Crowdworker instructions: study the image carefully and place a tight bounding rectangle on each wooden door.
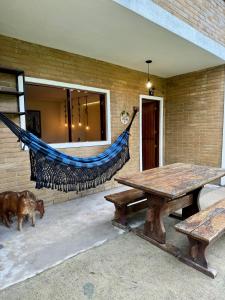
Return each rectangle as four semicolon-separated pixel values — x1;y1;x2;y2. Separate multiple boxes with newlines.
142;100;159;170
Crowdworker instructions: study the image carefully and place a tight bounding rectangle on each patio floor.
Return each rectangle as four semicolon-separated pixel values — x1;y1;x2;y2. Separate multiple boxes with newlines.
0;186;132;290
1;184;225;299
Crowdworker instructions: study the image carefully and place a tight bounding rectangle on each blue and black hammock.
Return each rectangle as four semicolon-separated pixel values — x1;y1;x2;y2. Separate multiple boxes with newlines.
0;108;138;192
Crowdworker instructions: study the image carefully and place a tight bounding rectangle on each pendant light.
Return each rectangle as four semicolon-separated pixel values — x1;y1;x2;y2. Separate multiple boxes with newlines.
64;100;68;127
85;96;90;130
78;96;82;127
146;59;153;94
72;100;75;128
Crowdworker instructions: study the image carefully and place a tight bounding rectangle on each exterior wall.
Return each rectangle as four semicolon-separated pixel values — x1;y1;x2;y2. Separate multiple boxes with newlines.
151;0;225;170
0;34;165;205
1;34;225;207
152;0;225;47
165;65;225;167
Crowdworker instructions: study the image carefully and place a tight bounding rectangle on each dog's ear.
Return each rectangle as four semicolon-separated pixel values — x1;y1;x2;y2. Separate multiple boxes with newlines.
21;190;29;197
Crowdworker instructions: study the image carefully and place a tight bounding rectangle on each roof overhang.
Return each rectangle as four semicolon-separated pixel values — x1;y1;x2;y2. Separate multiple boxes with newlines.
0;0;224;78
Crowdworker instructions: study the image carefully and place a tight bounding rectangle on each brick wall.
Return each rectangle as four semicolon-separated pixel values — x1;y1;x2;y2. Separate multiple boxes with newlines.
165;65;225;167
0;35;165;205
0;34;224;206
152;0;225;47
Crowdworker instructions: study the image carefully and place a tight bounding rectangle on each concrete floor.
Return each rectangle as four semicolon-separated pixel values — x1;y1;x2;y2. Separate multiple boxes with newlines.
0;186;129;290
1;185;225;299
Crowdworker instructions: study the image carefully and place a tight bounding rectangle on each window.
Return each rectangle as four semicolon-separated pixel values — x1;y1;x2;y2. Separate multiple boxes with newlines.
21;78;111;148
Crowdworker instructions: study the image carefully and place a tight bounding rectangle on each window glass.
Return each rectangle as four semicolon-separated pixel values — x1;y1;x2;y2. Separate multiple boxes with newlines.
25;83;107;144
71;91;106;142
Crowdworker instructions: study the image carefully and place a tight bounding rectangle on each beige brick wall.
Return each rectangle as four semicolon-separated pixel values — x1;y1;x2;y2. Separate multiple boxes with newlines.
152;0;225;47
165;65;225;167
0;35;165;205
0;35;224;206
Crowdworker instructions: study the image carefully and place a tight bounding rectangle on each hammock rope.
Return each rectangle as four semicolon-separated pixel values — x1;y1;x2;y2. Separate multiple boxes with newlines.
0;107;138;192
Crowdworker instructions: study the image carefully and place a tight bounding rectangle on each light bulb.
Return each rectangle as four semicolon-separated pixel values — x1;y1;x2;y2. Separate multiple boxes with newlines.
146;80;152;89
78;122;82;127
72;124;75;128
64;123;68;127
86;125;90;130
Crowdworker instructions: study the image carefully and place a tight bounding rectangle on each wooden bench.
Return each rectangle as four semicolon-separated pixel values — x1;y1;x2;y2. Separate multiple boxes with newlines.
175;198;225;278
104;189;147;229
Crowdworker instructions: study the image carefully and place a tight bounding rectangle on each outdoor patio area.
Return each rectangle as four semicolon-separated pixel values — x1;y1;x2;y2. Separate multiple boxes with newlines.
0;1;225;299
1;184;225;299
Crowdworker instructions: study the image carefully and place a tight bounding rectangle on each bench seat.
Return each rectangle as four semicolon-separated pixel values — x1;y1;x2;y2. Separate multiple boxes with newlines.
105;189;147;229
105;189;146;206
175;198;225;278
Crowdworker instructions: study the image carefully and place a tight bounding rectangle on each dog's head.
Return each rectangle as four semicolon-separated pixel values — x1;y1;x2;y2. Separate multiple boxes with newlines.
35;200;45;218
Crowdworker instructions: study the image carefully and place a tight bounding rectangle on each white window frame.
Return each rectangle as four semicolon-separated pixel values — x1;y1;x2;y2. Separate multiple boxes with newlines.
19;77;111;149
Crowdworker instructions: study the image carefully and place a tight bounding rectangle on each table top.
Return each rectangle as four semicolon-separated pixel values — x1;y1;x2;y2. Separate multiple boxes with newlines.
115;163;225;199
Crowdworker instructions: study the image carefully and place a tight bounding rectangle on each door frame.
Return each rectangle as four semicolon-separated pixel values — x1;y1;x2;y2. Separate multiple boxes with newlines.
139;95;164;171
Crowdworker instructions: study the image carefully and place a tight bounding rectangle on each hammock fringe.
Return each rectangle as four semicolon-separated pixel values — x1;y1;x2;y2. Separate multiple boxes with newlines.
30;144;130;193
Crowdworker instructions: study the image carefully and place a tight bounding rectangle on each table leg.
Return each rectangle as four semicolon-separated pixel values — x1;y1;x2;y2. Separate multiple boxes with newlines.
182;187;202;219
144;195;166;244
134;193;193;257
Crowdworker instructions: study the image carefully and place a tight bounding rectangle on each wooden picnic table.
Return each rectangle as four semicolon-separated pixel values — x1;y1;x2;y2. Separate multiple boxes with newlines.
115;163;225;254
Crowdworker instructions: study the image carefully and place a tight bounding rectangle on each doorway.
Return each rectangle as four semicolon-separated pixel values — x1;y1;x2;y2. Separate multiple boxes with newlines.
139;95;164;171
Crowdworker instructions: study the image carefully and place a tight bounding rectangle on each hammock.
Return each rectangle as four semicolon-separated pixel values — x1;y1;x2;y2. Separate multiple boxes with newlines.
0;108;138;192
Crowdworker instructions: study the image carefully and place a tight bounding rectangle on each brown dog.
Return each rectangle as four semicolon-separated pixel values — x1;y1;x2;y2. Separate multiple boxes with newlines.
0;191;20;227
0;192;8;226
35;199;45;218
0;190;45;230
17;193;36;231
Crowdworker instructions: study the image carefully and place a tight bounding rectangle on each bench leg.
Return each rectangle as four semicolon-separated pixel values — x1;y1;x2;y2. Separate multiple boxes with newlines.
178;236;217;278
188;236;208;268
114;205;127;226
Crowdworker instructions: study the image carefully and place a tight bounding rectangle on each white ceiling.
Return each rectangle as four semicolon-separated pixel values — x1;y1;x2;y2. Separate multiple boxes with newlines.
0;0;224;77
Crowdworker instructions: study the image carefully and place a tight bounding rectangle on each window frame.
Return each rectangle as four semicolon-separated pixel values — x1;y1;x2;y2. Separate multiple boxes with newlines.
19;77;111;148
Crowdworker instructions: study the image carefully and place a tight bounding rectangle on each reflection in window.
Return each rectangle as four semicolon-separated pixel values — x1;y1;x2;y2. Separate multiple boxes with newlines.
25;84;106;144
